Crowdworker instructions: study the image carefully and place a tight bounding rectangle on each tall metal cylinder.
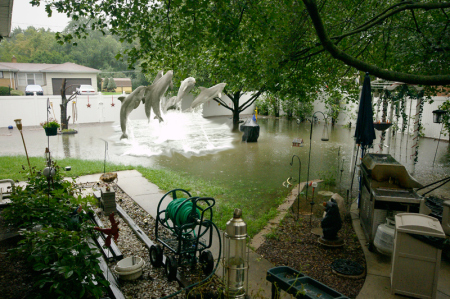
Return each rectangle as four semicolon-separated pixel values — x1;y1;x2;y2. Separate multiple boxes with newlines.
223;208;249;298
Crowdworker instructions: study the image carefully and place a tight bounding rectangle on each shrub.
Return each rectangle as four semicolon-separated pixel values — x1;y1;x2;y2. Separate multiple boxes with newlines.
107;77;116;92
102;77;109;91
0;86;11;95
5;161;109;298
10;89;24;96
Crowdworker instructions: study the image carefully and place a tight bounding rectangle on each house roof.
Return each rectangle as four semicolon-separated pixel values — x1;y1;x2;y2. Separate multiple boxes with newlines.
0;62;100;73
0;0;13;39
110;78;132;87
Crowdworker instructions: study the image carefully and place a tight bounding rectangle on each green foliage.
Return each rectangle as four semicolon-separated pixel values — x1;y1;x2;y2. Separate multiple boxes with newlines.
5;160;108;298
318;168;337;187
0;86;11;95
10;89;24;96
107;77;117;91
438;99;450;141
102;77;109;91
40;118;60;129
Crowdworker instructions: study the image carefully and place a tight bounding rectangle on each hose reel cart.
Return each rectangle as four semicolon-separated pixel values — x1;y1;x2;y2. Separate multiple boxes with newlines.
149;188;219;281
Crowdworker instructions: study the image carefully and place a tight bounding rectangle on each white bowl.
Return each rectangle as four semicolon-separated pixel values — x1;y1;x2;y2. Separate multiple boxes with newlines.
115;256;144;272
113;260;145;281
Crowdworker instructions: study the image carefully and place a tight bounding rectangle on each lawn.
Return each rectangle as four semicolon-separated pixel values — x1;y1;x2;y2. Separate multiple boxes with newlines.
0;155;284;237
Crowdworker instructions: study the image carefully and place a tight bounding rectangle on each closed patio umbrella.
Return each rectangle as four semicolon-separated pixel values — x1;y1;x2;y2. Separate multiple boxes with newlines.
351;73;376;205
354;73;376;150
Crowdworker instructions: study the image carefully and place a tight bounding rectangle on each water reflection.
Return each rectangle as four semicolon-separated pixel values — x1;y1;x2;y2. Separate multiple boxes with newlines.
62;135;71;158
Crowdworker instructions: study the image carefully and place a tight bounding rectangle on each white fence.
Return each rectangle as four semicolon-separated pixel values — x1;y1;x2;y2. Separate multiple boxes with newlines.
0;93;256;128
313;96;448;140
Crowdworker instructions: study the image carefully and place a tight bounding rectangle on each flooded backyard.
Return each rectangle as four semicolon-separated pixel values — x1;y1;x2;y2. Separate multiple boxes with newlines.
1;113;449;202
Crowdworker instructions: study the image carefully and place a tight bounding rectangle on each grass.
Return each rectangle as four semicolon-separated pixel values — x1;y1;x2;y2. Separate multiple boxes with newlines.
101;92;125;95
0;155;285;237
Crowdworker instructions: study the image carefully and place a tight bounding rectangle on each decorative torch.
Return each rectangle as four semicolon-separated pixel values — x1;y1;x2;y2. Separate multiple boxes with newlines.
14;119;32;173
223;208;249;299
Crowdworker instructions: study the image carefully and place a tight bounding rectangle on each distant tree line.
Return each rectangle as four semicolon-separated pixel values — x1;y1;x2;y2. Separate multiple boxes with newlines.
0;22;150;90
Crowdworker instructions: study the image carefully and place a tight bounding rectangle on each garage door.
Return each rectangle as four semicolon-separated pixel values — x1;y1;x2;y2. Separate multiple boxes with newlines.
52;78;92;95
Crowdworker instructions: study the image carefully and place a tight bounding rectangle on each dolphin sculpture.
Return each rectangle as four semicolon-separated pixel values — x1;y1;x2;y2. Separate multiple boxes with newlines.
184;83;226;112
142;70;164;105
162;77;196;113
118;86;146;139
143;70;174;122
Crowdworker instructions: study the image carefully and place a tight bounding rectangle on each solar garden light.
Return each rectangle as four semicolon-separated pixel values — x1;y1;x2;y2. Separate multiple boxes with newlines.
305;111;329;207
223;208;249;299
14;119;32;173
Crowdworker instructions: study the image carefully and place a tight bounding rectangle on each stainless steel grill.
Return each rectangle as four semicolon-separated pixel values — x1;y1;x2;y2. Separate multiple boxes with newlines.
359;153;423;251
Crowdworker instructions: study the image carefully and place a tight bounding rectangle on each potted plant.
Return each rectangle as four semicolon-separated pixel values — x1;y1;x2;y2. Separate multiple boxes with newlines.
40;119;60;136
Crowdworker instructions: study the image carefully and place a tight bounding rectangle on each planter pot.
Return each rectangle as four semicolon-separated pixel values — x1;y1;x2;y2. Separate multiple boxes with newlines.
113;257;145;280
44;127;58;136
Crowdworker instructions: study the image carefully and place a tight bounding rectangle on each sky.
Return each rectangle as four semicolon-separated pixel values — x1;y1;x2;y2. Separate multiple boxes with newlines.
11;0;70;32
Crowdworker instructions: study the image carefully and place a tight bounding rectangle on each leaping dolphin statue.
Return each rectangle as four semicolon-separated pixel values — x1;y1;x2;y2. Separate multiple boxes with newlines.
143;70;173;122
184;83;226;112
118;86;146;139
162;77;196;113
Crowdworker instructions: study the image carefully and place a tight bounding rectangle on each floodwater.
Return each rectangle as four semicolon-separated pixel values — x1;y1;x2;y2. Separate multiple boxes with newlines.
1;112;449;199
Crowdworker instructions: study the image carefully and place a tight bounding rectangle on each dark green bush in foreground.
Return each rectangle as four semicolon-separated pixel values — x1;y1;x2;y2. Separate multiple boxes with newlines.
5;161;108;299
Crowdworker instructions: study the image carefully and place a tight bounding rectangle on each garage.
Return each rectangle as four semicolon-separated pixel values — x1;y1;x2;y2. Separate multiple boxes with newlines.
52;78;92;95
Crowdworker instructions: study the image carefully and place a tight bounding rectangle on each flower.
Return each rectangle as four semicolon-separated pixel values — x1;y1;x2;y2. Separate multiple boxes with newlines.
40;118;60;129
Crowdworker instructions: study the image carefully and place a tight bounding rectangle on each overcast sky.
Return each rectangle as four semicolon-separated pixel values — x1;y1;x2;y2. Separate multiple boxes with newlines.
11;0;70;32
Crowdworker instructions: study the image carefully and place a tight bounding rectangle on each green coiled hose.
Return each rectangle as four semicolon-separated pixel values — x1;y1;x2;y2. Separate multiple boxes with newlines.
166;198;200;228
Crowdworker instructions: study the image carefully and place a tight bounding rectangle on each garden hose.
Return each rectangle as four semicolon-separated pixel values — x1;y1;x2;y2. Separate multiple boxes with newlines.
160;221;222;299
165;198;200;235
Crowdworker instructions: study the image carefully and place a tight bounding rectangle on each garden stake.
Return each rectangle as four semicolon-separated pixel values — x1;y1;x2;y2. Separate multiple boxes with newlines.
432;123;444;167
290;155;301;221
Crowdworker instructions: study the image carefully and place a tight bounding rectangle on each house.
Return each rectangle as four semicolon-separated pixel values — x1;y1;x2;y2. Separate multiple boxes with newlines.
102;78;132;93
0;57;100;95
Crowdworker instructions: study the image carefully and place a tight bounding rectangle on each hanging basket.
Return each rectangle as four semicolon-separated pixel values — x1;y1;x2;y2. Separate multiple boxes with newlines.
373;122;392;131
44;127;58;136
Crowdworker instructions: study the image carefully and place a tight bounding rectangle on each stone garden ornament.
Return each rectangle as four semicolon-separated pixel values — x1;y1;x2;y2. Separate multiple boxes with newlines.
144;70;174;123
184;83;226;112
118;86;146;139
162;77;196;113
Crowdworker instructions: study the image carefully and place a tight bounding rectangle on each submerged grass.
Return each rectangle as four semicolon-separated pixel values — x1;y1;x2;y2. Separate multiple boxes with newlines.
0;155;286;237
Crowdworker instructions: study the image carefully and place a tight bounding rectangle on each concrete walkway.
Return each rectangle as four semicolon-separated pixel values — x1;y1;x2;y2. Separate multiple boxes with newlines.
77;170;450;299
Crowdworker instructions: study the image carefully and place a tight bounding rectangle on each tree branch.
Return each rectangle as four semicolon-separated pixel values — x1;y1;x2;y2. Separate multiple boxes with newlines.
302;0;450;85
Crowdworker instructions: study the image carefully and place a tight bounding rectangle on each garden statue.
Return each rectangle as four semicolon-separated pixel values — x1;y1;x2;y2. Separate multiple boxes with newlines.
184;82;226;112
321;199;342;241
94;212;120;247
144;70;174;123
162;77;196;113
118;86;146;139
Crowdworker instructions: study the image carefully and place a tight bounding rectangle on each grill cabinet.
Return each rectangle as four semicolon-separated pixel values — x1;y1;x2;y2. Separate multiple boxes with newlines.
359;154;423;251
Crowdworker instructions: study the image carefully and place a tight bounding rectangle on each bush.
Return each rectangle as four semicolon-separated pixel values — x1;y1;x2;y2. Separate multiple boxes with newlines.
10;89;24;96
107;77;117;92
5;161;109;298
0;86;11;95
102;77;109;91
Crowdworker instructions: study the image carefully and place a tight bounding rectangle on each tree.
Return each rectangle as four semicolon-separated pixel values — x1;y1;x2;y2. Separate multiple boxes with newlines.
300;0;450;85
102;77;109;91
107;77;117;92
60;79;77;130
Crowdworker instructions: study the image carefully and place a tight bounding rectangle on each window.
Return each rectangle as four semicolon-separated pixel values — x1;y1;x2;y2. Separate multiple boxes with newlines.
0;71;3;79
18;73;44;86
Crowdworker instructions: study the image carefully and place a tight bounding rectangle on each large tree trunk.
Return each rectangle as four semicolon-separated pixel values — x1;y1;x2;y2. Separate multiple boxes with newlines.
231;91;241;132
